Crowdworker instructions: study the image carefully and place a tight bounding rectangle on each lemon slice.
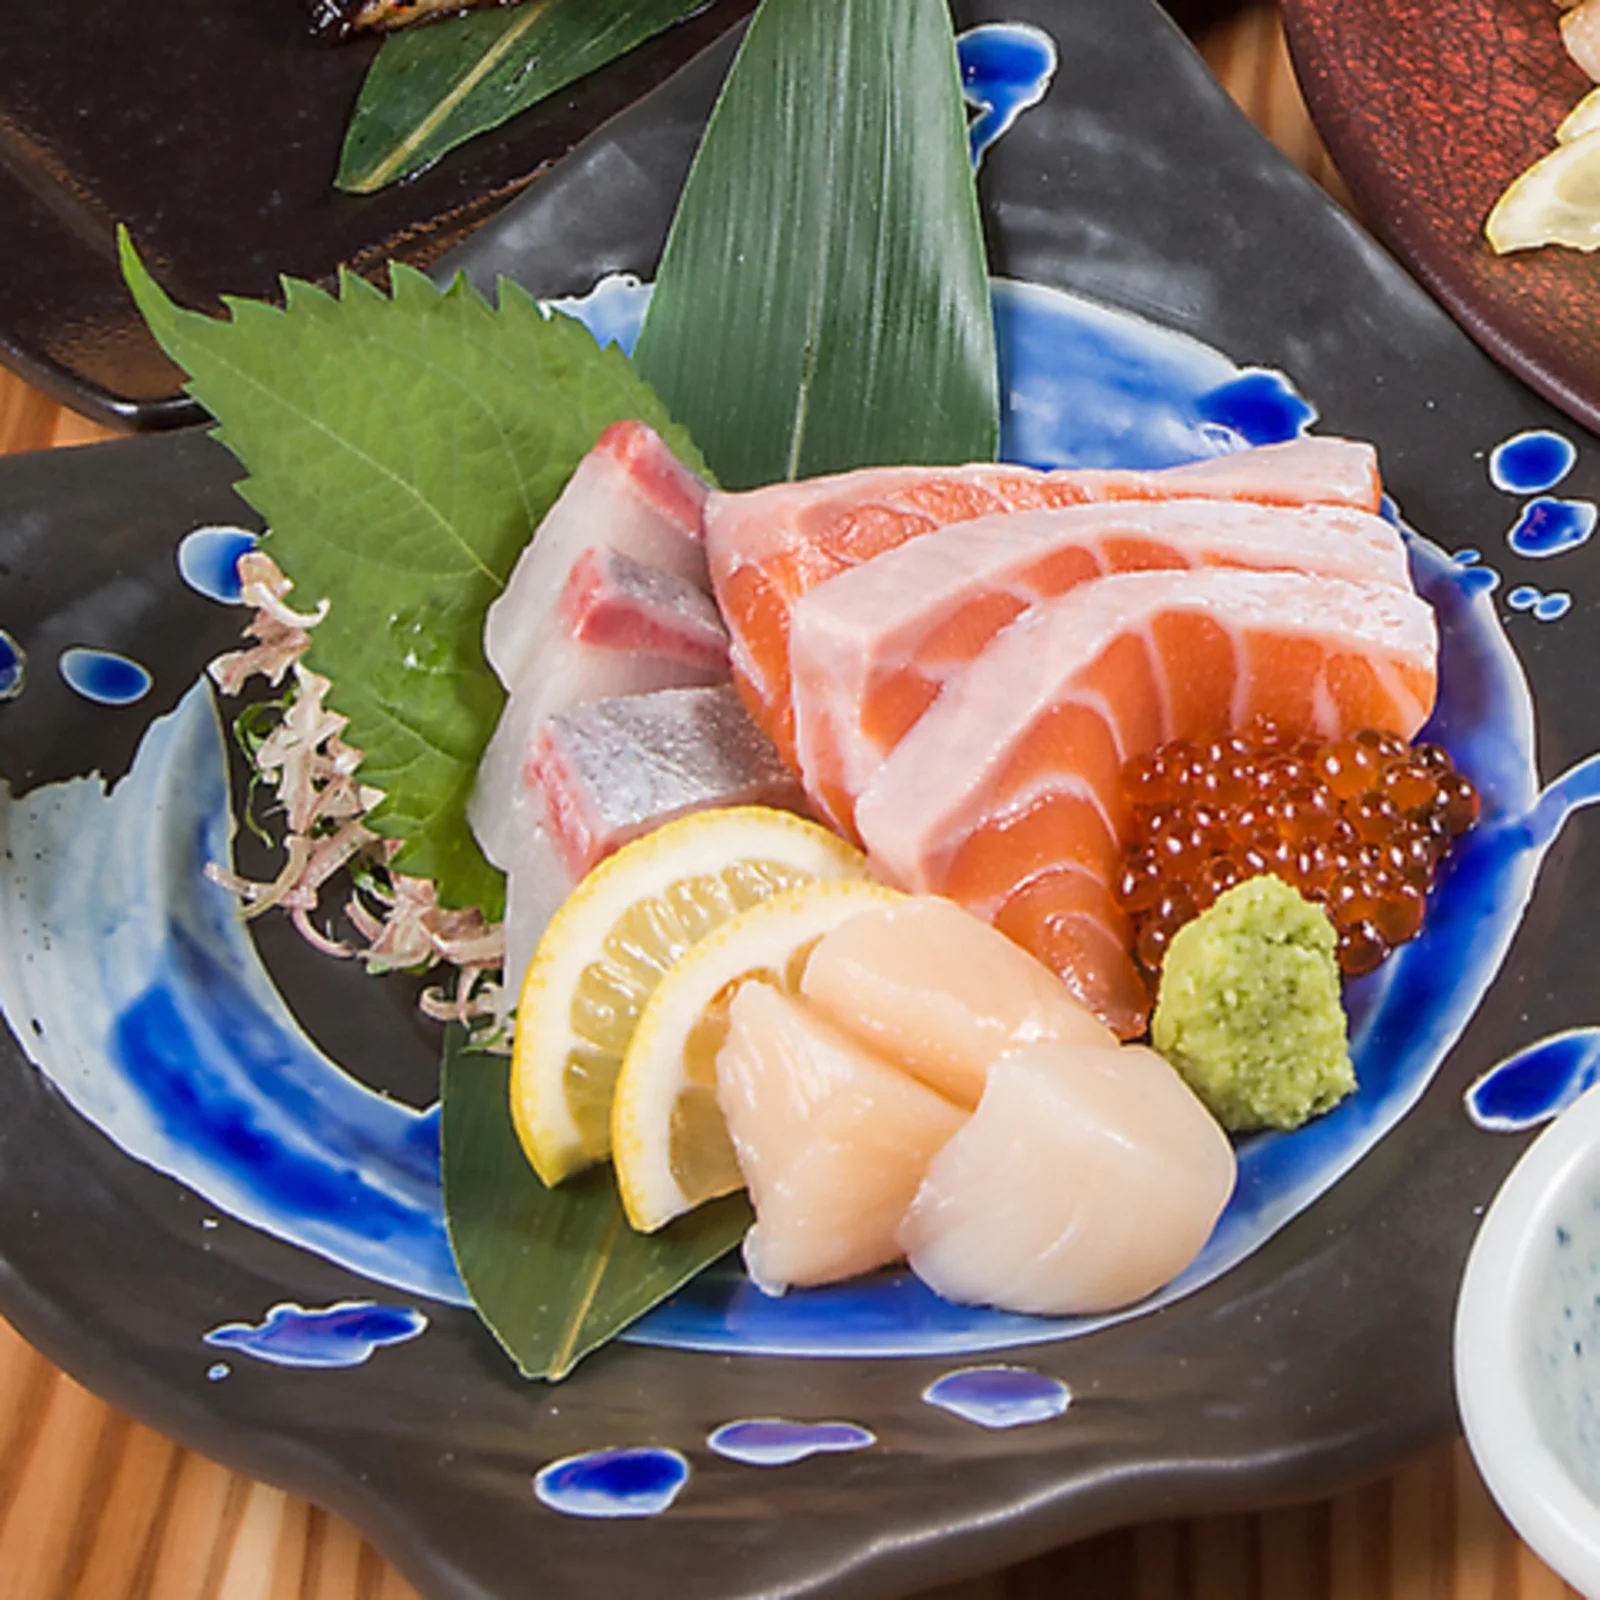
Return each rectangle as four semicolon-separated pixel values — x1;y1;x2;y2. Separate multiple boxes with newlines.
511;807;867;1187
1487;127;1600;254
1558;88;1600;144
613;878;903;1232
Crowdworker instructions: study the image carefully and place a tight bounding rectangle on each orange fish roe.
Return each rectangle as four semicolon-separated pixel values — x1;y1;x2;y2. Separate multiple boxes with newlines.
1116;721;1479;980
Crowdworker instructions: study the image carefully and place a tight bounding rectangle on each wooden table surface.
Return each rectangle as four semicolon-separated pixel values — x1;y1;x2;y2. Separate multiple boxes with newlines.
0;6;1580;1597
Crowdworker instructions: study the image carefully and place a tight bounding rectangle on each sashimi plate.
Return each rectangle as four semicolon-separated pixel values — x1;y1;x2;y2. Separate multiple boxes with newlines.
3;0;1600;1596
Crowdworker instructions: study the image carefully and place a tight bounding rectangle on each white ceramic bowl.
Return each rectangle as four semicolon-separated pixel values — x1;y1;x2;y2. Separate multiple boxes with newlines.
1457;1082;1600;1598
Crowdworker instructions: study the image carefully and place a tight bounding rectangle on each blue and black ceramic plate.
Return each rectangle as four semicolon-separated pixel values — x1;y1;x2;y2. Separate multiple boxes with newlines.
3;1;1600;1595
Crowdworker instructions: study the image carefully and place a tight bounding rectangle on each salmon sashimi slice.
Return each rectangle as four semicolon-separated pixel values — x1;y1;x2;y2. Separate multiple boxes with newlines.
788;497;1411;835
704;436;1383;762
854;567;1437;1037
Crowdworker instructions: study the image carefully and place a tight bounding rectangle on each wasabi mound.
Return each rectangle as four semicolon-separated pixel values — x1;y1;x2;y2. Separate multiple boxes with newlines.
1151;875;1355;1132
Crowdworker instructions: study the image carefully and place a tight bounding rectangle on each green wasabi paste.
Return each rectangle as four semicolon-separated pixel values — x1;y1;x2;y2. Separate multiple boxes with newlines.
1151;874;1355;1132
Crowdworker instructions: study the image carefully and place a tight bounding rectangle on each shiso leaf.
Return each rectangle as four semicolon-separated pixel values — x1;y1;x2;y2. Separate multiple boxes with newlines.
632;0;999;490
337;0;707;195
442;1027;751;1380
121;231;706;918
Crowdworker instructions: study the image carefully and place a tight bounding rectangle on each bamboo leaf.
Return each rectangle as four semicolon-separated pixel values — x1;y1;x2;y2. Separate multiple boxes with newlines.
337;0;707;195
441;1028;750;1380
632;0;998;491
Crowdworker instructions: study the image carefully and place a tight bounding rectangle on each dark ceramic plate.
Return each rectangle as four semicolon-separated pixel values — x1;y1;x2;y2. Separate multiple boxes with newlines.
0;0;753;430
1281;0;1600;438
3;1;1600;1596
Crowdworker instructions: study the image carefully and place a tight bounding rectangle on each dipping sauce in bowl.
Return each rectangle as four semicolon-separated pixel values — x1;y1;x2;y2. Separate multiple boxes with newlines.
1458;1081;1600;1596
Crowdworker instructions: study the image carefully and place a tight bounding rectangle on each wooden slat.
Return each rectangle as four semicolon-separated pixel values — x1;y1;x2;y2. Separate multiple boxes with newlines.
0;5;1580;1597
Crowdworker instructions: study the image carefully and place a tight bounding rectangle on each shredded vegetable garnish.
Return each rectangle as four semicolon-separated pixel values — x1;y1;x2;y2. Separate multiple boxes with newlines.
205;549;508;1043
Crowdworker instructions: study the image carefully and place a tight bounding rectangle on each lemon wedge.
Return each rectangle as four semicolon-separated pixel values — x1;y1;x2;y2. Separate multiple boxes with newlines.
612;878;904;1232
510;807;867;1187
1558;88;1600;145
1487;127;1600;253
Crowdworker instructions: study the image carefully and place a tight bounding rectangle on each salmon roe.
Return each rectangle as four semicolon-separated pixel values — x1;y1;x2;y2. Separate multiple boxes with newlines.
1116;720;1479;980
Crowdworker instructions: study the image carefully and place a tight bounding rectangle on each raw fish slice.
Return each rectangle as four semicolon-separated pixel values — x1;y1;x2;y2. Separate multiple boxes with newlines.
705;436;1382;760
855;567;1437;1036
799;895;1113;1109
715;984;967;1293
790;498;1410;834
499;824;578;1019
899;1040;1235;1315
485;419;710;691
530;684;806;879
470;549;730;870
558;547;729;662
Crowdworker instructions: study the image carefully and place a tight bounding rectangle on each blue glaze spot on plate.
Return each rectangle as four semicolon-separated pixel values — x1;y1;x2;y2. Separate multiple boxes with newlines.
707;1419;876;1467
1454;548;1482;566
1508;586;1573;622
1490;430;1577;495
1458;565;1501;598
545;272;652;357
176;525;259;605
58;648;152;707
204;1301;429;1369
534;1448;690;1519
1507;497;1597;560
923;1366;1072;1429
0;630;25;701
206;1363;230;1381
958;23;1057;169
1194;369;1315;447
1467;1030;1600;1133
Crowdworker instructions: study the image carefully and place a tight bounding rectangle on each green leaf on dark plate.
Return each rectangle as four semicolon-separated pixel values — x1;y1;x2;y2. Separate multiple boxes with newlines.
442;1028;751;1380
632;0;998;491
337;0;707;195
121;231;707;918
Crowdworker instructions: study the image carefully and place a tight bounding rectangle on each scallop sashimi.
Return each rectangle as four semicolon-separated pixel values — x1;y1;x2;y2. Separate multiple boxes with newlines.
788;497;1412;835
855;567;1438;1037
715;984;966;1293
704;435;1383;762
898;1040;1236;1315
799;894;1113;1109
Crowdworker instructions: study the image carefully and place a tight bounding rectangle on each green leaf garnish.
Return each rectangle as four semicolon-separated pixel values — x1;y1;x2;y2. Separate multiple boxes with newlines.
632;0;999;490
442;1027;751;1380
121;231;705;916
337;0;707;195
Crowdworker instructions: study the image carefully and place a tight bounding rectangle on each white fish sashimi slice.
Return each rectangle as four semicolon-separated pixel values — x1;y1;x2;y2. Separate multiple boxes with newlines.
799;895;1113;1110
899;1041;1236;1315
499;824;577;1017
716;984;967;1294
788;498;1412;827
485;419;711;690
470;549;730;871
530;684;806;879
